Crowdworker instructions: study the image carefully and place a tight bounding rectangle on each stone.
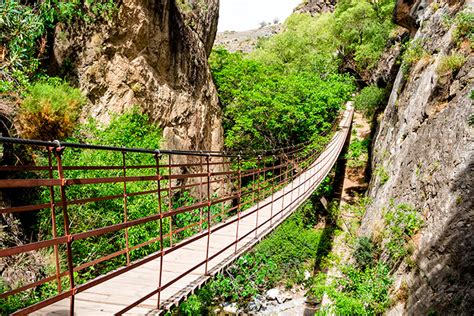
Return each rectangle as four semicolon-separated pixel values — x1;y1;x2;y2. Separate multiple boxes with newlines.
266;288;280;300
361;1;474;315
222;302;238;314
294;0;336;16
51;0;225;185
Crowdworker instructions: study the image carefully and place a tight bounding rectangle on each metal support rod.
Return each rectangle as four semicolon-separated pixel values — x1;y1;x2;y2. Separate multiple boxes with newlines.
122;151;130;266
270;156;275;227
204;155;212;275
53;146;75;315
199;155;204;232
255;155;262;238
234;154;242;254
47;148;62;293
155;153;165;309
168;155;173;247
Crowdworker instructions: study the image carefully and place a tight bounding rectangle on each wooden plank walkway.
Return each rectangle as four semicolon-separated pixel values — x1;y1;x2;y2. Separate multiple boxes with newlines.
34;104;353;316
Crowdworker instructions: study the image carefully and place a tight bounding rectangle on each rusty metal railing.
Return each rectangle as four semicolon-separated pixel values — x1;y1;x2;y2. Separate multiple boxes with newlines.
0;107;352;315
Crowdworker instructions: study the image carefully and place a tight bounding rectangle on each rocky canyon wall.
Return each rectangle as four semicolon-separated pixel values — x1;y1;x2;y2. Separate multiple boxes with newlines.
51;0;223;154
361;0;473;314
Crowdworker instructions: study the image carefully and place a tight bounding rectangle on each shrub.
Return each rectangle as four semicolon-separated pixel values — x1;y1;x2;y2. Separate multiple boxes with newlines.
354;236;377;270
17;78;86;140
210;48;355;151
354;85;387;118
0;0;118;91
384;203;423;265
401;39;429;73
436;53;466;75
452;9;474;43
375;166;389;185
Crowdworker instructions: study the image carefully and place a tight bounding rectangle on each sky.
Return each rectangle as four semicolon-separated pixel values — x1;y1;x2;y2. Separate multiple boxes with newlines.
218;0;301;32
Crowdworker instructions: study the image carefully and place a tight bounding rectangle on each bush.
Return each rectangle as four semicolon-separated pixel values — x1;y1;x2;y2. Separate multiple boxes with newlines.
401;39;429;74
436;53;466;75
0;0;118;91
354;85;387;118
17;78;86;140
210;48;355;151
312;263;392;315
354;236;377;270
452;9;474;43
384;203;423;265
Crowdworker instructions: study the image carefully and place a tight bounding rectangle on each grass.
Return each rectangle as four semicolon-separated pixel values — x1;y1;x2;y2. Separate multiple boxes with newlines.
436;53;466;75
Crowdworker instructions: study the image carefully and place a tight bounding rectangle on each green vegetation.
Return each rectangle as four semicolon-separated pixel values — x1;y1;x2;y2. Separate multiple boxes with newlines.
332;0;396;72
346;137;371;168
211;0;396;152
354;85;388;118
311;263;392;315
17;78;86;140
210;48;354;151
452;9;474;44
0;0;118;91
436;53;466;75
401;39;430;74
308;199;422;315
384;203;423;265
175;197;335;314
376;166;390;185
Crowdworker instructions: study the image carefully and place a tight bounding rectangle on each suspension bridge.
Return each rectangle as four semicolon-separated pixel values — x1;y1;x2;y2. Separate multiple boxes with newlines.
0;104;353;315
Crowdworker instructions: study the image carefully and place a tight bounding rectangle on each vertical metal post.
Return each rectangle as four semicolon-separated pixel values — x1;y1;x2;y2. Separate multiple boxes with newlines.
255;155;262;238
47;148;62;293
199;155;204;232
220;155;226;223
154;152;165;309
122;151;130;266
204;154;212;275
290;152;295;210
168;155;173;246
53;144;75;315
297;151;301;198
234;154;242;254
270;156;275;227
281;153;286;219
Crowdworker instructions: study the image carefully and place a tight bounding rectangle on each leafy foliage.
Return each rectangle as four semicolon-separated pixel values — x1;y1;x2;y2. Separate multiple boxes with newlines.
384;203;423;265
332;0;396;71
0;0;118;91
312;263;392;315
452;9;474;44
401;39;430;74
354;85;388;118
17;78;86;140
354;236;377;270
210;48;354;151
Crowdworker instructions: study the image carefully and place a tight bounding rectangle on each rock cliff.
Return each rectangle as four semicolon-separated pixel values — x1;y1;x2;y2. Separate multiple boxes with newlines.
361;0;473;314
51;0;223;154
294;0;336;15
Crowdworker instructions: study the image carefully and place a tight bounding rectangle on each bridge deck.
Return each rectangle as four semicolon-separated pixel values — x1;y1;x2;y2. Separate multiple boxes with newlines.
34;105;353;315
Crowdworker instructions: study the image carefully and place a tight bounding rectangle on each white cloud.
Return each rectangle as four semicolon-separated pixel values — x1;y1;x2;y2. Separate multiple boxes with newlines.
218;0;301;32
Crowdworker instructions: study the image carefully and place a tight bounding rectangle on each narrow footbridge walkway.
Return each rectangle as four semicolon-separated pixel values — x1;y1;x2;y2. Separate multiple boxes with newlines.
0;105;353;315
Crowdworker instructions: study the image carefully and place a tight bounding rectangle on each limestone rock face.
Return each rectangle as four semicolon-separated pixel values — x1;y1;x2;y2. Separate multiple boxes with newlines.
294;0;336;15
52;0;223;155
362;0;473;314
